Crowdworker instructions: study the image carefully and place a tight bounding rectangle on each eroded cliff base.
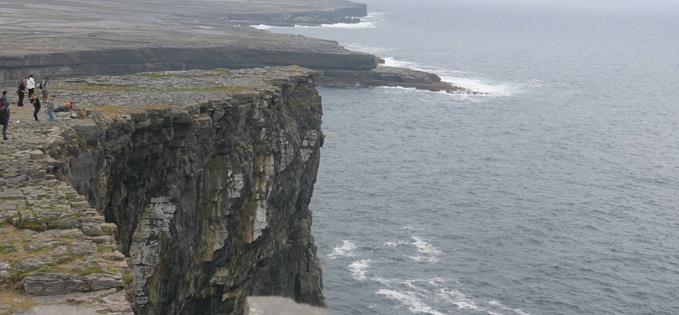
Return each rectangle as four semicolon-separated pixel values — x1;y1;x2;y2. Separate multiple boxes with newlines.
0;66;325;315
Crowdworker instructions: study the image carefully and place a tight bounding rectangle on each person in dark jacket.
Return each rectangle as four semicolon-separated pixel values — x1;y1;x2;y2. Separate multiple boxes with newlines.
40;77;50;102
1;90;10;141
17;78;26;107
30;96;41;121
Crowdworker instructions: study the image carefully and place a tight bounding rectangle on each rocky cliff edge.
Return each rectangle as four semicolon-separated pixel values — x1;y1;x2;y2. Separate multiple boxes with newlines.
0;66;324;315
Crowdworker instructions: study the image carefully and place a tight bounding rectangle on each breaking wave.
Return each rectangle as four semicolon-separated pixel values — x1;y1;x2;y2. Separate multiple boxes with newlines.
377;289;447;315
409;236;442;263
250;24;275;30
349;259;372;281
382;57;520;96
296;21;377;29
328;240;357;259
377;278;531;315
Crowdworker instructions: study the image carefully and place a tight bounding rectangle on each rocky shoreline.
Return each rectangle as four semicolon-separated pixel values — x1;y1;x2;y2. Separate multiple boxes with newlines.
319;66;476;94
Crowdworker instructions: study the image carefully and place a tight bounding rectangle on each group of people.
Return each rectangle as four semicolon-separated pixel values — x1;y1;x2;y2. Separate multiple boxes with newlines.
0;74;59;142
16;75;56;121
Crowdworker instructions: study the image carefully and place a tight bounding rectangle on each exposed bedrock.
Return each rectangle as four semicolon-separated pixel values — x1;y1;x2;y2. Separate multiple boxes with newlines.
65;76;323;314
0;46;377;83
0;67;325;314
319;66;476;94
0;48;471;94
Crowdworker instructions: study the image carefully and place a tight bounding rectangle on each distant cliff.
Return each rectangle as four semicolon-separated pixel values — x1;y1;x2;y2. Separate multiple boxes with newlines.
0;67;324;314
0;0;472;94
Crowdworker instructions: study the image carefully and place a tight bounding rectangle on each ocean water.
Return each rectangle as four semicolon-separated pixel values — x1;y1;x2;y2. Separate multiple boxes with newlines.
262;0;679;314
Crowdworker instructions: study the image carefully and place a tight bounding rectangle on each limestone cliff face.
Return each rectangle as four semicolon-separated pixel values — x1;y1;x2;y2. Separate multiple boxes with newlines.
0;67;325;314
0;46;378;83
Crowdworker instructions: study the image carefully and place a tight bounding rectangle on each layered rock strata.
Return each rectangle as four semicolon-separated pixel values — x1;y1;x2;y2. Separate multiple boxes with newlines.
0;0;473;94
0;66;324;314
319;66;476;94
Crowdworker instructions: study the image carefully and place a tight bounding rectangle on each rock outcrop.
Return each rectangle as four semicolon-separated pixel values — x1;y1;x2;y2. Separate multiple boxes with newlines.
319;66;477;94
0;66;324;314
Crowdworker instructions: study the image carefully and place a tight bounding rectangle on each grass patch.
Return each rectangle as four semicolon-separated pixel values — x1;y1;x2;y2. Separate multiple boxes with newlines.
0;291;33;313
64;192;76;202
132;71;181;79
173;85;252;94
0;244;16;254
96;244;114;253
142;103;173;110
90;104;129;117
122;271;134;286
74;133;87;149
63;82;144;93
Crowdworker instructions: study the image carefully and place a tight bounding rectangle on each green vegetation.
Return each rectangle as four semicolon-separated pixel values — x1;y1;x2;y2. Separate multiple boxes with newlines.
122;271;134;286
0;244;16;254
62;82;144;93
172;85;252;94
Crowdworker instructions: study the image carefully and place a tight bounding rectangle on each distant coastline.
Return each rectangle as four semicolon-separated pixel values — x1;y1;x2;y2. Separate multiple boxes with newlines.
0;0;474;93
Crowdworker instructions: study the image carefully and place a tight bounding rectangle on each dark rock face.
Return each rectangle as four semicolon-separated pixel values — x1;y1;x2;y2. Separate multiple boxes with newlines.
0;46;378;83
318;66;477;94
48;71;324;314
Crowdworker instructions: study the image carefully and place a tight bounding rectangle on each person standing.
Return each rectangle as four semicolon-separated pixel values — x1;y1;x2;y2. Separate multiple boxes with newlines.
39;77;49;102
1;91;10;141
17;78;26;107
46;96;56;122
27;74;36;98
30;96;41;121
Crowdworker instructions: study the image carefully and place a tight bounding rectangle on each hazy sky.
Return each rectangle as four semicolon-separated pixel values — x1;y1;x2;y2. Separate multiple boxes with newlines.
400;0;679;15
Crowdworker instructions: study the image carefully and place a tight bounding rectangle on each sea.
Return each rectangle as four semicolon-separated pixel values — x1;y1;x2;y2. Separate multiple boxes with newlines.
256;0;679;314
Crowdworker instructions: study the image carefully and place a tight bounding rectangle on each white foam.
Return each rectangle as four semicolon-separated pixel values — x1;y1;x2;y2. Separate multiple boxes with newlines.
488;300;532;315
372;277;532;315
440;76;515;96
438;288;482;311
250;24;275;30
382;57;518;96
344;43;390;55
384;240;409;247
328;240;356;259
382;57;424;70
349;259;372;281
409;236;441;263
412;237;442;255
376;289;447;315
294;21;376;29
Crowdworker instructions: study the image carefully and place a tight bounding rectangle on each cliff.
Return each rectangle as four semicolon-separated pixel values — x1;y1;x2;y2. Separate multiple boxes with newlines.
0;66;324;314
0;0;472;94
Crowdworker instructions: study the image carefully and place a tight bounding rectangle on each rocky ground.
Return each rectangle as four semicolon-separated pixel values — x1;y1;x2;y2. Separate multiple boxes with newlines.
0;66;324;314
0;0;366;57
0;103;132;314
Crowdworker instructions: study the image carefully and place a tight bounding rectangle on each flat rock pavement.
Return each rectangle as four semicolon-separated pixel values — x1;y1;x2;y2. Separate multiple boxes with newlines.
0;0;365;57
0;105;132;314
